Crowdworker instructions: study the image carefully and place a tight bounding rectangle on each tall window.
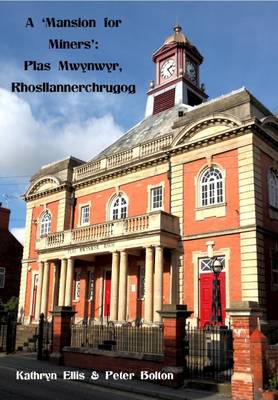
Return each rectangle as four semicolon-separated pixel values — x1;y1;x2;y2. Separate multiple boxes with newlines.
74;272;81;300
200;167;224;207
151;186;163;210
87;270;94;301
40;210;52;236
268;170;278;209
80;205;90;226
139;265;145;299
110;194;128;220
0;267;5;288
271;251;278;291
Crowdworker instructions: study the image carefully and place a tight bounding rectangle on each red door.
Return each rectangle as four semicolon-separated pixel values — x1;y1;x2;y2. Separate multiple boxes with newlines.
104;271;111;317
200;272;226;327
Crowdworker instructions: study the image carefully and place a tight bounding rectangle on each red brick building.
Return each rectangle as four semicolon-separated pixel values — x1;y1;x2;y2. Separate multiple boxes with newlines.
18;26;278;328
0;205;23;304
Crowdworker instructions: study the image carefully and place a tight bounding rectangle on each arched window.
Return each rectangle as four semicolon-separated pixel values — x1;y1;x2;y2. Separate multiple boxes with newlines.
268;170;278;209
40;210;52;236
200;167;224;207
110;194;128;220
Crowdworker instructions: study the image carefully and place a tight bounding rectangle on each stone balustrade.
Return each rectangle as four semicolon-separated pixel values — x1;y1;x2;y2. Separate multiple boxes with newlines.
73;134;173;181
36;211;179;252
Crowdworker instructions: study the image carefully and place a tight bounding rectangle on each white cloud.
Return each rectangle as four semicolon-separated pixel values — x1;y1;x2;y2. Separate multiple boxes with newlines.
11;227;25;245
0;87;123;175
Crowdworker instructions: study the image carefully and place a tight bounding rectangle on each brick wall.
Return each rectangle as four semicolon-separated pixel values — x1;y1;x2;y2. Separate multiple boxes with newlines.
63;349;162;377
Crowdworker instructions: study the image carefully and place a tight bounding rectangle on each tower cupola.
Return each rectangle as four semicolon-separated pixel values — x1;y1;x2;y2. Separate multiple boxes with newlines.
145;25;208;117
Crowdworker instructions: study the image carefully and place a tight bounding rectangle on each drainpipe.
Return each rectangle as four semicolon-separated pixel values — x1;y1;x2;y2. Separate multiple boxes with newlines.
70;189;76;230
166;151;172;214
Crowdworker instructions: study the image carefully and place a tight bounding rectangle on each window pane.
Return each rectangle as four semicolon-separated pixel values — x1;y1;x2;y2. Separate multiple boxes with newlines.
139;265;145;299
40;211;51;236
75;272;81;300
81;205;90;225
151;186;163;209
111;194;128;220
199;257;225;273
87;271;94;300
200;167;223;207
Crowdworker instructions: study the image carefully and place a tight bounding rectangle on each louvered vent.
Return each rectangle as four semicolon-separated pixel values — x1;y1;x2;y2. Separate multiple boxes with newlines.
153;88;175;115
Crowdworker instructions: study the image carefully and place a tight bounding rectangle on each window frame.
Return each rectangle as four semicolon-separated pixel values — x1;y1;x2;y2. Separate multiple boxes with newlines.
39;210;52;237
150;186;163;211
199;256;226;274
147;182;165;212
138;264;145;300
0;267;5;288
87;270;94;301
80;204;90;226
109;193;128;221
198;166;225;208
268;169;278;209
74;271;81;301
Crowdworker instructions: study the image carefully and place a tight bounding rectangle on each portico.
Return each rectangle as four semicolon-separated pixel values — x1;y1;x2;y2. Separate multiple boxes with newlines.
32;210;180;324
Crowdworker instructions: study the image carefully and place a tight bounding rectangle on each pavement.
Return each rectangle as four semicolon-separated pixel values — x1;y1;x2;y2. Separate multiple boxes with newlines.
0;352;231;400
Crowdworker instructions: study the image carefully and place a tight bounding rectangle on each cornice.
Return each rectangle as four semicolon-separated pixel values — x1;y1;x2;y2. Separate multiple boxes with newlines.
23;119;277;199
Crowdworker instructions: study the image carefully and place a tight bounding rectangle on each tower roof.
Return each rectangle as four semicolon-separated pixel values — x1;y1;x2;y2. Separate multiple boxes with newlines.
164;25;191;45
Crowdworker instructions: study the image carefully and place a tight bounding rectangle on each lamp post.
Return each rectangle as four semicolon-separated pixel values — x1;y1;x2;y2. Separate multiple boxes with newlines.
210;257;224;325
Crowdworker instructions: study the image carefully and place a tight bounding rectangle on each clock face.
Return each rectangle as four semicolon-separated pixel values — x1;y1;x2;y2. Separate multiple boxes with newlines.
186;61;197;82
160;59;176;79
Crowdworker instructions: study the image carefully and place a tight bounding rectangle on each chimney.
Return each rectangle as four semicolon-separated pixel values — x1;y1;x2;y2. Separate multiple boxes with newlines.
0;203;11;230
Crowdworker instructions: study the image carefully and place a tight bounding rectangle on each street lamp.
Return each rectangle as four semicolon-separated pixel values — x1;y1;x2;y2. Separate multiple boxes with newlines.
210;257;224;325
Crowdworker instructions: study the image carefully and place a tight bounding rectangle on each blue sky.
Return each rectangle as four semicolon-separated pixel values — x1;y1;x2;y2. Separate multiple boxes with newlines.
0;1;277;242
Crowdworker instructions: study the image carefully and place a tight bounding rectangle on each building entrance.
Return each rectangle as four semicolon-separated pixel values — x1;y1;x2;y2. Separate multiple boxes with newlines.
199;257;226;327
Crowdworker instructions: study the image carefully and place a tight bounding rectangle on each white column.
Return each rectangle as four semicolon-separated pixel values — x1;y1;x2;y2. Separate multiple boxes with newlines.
144;247;154;323
170;250;178;304
35;261;44;320
65;258;74;306
58;258;67;306
118;250;128;322
153;246;163;323
40;261;50;317
110;251;120;321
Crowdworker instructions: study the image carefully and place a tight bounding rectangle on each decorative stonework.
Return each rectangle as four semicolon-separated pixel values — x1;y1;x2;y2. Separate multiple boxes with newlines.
26;176;61;197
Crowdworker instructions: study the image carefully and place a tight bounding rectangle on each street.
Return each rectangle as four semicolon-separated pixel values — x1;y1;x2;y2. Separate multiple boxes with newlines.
0;353;156;400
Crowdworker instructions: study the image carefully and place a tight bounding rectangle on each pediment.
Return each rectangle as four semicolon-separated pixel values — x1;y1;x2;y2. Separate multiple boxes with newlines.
173;114;241;146
26;176;61;196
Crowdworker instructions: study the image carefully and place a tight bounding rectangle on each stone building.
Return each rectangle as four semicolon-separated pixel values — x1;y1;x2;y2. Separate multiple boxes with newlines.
18;26;278;327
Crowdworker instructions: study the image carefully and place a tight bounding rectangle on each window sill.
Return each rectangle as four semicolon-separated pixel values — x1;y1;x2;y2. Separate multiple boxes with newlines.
195;203;227;221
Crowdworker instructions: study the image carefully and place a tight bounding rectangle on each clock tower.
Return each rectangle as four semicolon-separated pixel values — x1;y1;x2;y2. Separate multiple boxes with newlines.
145;25;208;117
